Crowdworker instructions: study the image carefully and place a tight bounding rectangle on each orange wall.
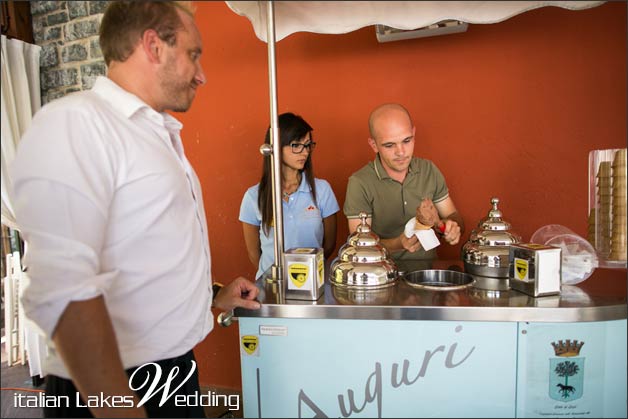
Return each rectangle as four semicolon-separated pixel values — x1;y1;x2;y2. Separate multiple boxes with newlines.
181;2;626;388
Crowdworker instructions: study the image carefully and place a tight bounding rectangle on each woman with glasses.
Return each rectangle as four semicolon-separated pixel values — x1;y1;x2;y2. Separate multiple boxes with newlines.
239;112;339;279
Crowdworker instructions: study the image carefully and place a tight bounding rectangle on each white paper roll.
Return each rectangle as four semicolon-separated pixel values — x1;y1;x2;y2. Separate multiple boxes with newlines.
404;218;440;251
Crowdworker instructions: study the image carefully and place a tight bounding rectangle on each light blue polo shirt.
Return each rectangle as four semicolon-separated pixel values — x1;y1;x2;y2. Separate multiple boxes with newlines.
239;175;340;279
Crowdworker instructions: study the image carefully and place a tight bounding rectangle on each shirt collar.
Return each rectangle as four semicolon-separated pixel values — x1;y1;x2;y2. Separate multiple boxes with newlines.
296;172;311;193
408;158;418;174
373;154;417;180
373;154;389;180
91;76;183;132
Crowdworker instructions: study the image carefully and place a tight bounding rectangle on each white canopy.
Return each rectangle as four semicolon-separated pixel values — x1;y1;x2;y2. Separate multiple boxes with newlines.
226;1;604;42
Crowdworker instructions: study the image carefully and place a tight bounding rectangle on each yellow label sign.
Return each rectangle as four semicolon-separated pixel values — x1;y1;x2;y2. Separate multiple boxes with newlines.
289;263;309;288
241;335;258;355
317;257;324;286
515;258;529;280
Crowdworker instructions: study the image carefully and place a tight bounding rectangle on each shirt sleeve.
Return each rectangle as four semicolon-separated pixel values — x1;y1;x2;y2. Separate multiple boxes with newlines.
239;187;261;226
315;179;340;218
10;104;118;338
429;161;450;204
343;175;373;219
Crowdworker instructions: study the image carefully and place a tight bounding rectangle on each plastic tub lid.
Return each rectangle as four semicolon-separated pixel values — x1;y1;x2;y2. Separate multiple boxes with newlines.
545;233;599;285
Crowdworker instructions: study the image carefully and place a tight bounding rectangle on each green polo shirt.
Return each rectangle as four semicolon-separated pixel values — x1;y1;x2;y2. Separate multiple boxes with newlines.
343;155;449;272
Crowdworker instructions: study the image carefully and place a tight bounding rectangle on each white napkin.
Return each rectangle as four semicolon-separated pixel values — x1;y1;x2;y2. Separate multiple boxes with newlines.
404;218;440;251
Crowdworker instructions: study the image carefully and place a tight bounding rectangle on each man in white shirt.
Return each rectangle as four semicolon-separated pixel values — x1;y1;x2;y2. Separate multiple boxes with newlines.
9;2;260;417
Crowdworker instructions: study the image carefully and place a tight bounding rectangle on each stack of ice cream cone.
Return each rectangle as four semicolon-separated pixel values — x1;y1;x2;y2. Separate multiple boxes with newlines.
610;149;627;261
587;208;596;246
596;161;613;258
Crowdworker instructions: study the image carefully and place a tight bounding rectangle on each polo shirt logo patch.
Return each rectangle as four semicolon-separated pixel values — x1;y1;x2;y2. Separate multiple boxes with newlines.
302;205;321;219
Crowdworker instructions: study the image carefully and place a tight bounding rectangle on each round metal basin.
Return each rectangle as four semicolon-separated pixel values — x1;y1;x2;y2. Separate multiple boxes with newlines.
332;284;396;305
402;269;475;291
464;261;509;279
330;260;398;289
470;274;510;291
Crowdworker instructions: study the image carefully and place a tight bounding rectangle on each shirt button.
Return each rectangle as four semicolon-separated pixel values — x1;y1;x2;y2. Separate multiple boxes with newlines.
404;201;407;205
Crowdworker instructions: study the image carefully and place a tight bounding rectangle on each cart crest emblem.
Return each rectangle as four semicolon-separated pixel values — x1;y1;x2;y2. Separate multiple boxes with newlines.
288;263;309;288
241;335;259;356
514;258;528;280
549;339;584;402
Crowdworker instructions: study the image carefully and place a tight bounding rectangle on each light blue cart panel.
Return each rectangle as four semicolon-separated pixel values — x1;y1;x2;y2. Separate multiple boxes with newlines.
239;318;518;418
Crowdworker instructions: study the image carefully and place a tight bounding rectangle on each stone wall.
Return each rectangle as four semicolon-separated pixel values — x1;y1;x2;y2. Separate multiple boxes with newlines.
30;1;109;104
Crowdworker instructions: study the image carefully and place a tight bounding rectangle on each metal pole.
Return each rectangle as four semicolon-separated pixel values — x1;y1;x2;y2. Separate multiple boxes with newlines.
266;0;284;284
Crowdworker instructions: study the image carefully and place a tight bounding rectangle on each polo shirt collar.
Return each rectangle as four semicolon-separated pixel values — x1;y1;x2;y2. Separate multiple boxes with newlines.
408;158;419;174
373;154;389;180
296;172;312;193
373;154;418;181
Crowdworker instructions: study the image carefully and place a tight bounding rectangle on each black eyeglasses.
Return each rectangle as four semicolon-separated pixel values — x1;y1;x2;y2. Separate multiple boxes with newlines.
289;142;316;154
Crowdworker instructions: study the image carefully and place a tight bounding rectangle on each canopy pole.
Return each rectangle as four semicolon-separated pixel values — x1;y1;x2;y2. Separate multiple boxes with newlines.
266;0;284;286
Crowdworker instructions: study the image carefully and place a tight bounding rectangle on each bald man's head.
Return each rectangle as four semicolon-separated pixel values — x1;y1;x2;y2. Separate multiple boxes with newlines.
368;103;413;140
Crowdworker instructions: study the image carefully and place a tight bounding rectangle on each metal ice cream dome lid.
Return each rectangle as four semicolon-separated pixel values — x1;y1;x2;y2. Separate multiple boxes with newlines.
479;197;512;231
462;196;521;279
470;197;520;246
330;212;398;288
347;212;381;247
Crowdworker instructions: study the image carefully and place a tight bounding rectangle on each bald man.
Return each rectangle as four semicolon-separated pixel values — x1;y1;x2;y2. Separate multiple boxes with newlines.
343;103;464;272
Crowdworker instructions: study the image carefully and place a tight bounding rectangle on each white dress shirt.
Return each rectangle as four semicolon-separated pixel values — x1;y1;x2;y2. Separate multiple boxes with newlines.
10;76;214;378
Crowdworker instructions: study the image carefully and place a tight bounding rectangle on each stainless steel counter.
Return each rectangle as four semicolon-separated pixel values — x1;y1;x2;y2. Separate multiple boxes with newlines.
234;260;627;322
